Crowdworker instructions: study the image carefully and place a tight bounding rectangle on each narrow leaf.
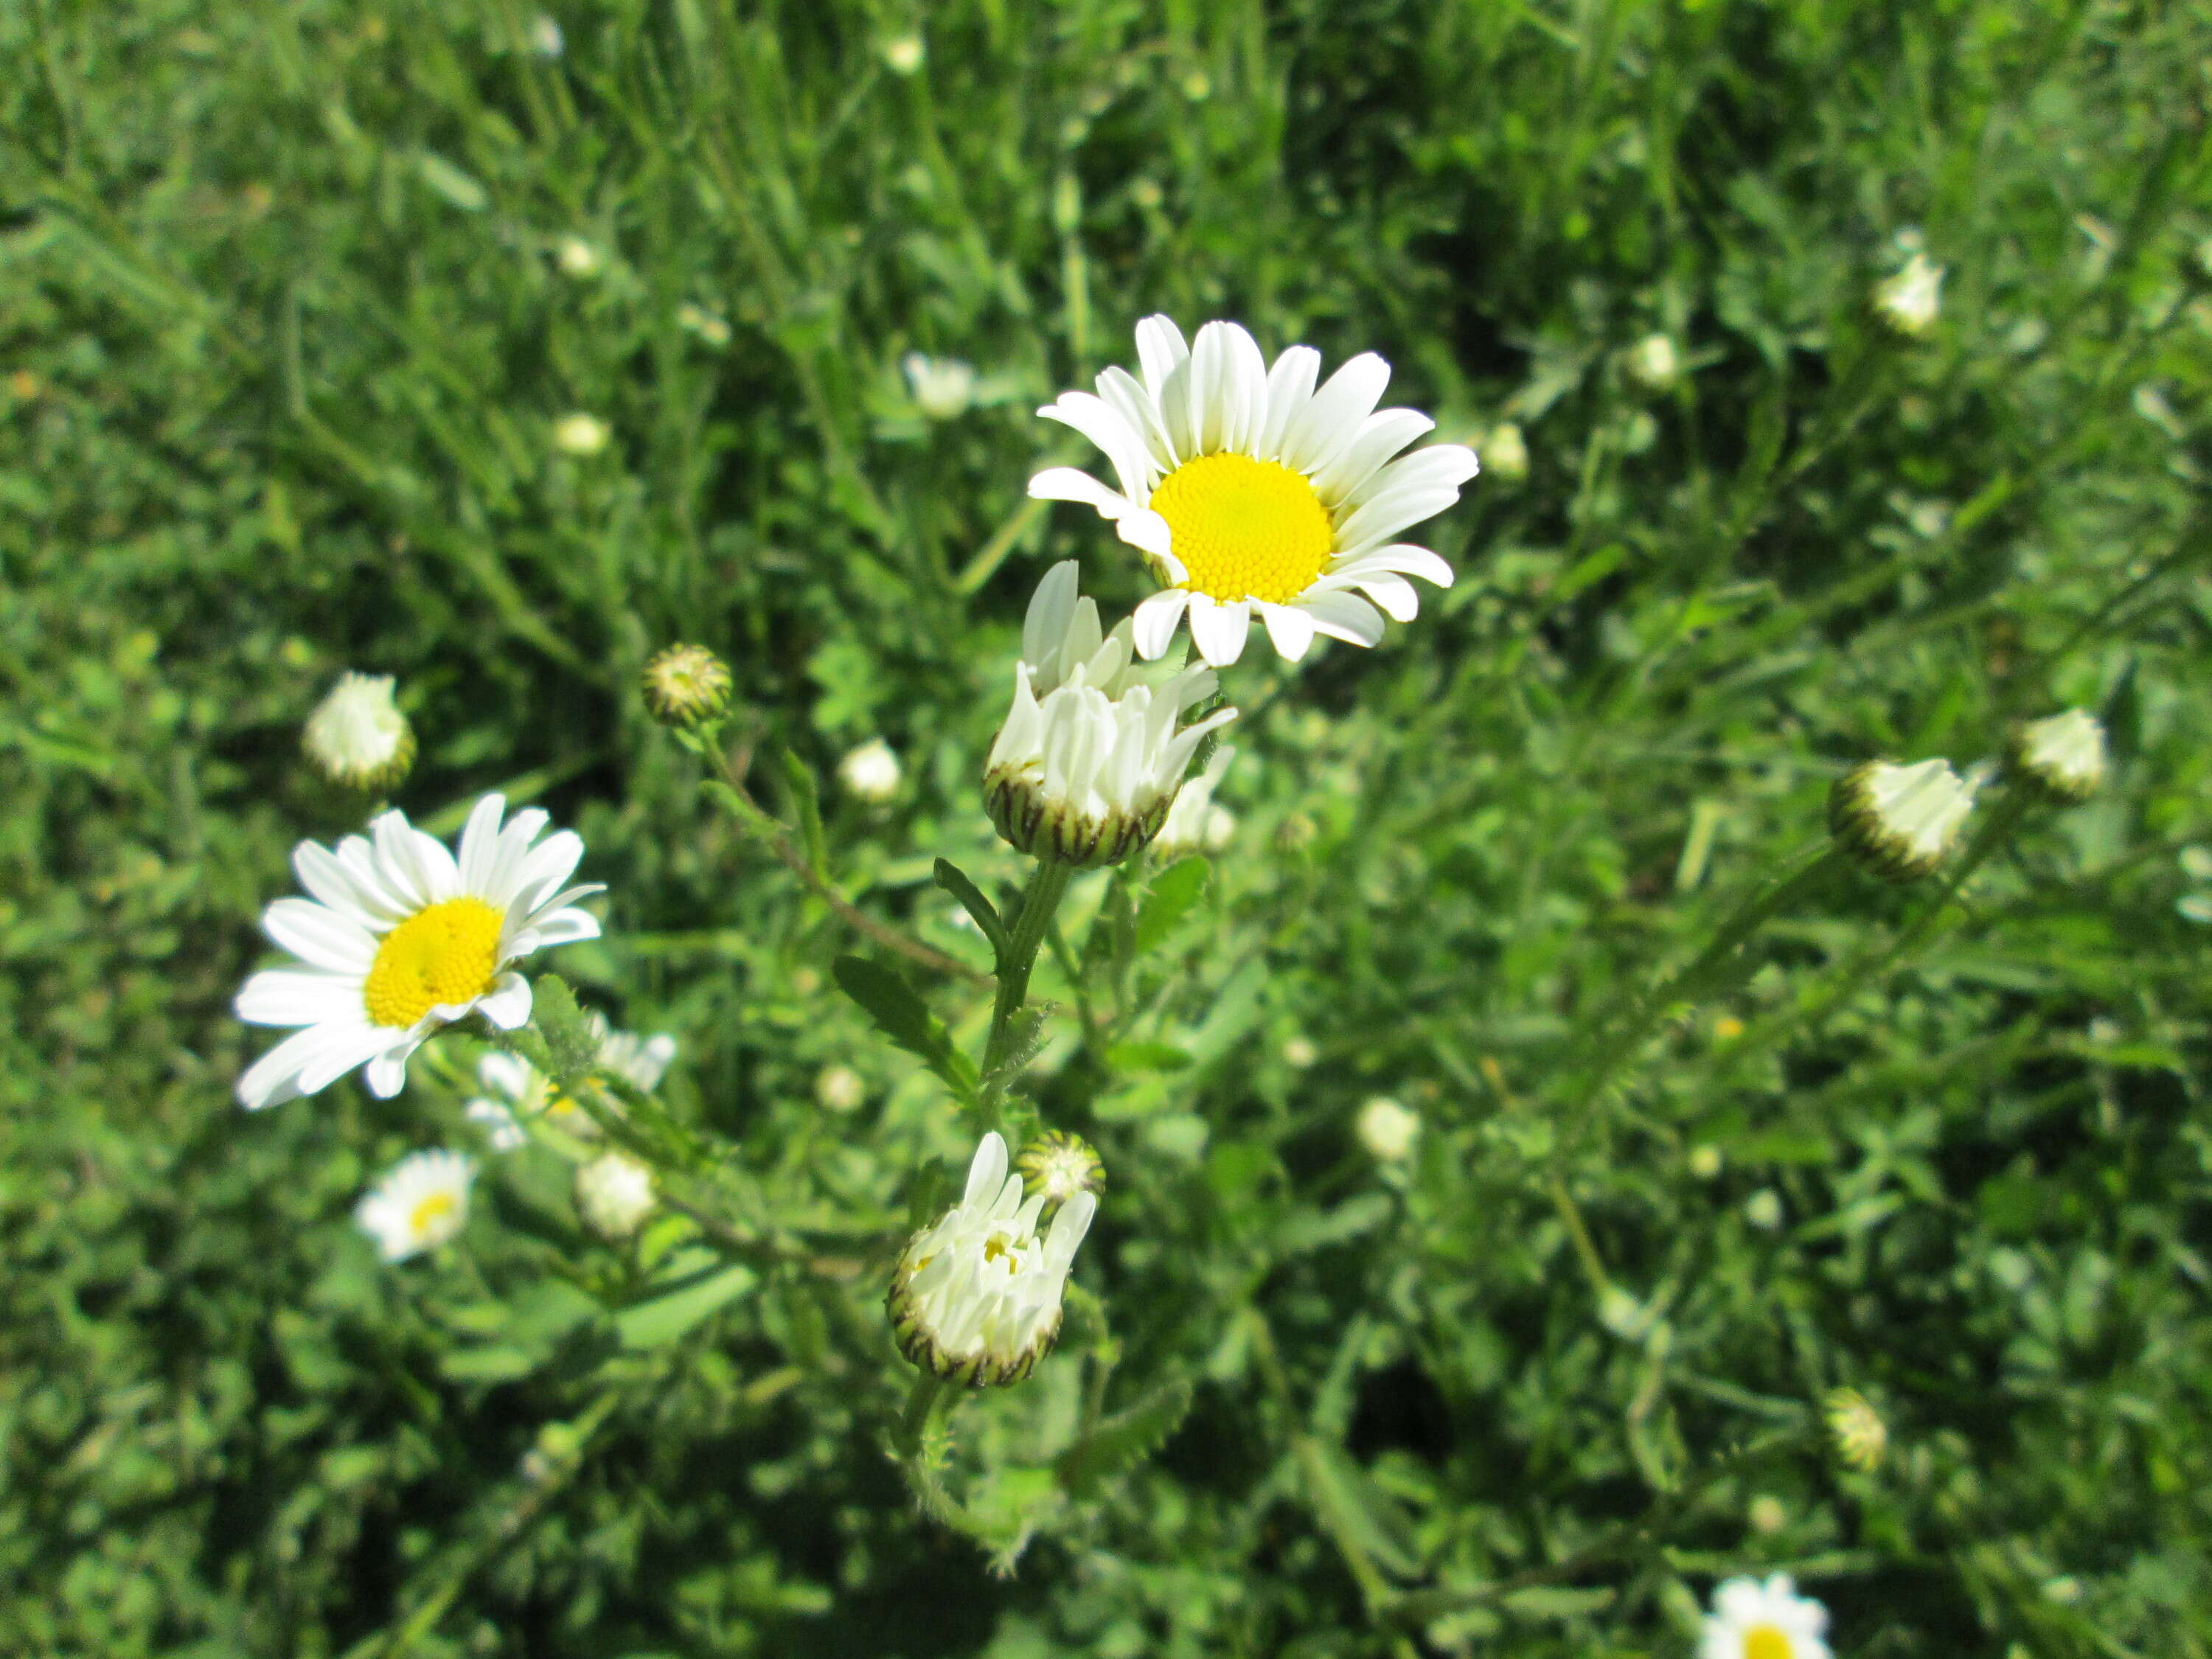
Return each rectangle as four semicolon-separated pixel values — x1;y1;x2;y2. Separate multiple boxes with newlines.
933;858;1009;960
832;955;980;1102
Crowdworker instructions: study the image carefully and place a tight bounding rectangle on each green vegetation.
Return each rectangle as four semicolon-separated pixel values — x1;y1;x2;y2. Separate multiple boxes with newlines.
4;1;2210;1654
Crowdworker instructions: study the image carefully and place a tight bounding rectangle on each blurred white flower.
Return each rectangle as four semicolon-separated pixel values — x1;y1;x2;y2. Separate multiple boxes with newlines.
838;737;902;802
1282;1036;1318;1069
676;303;732;347
2177;846;2212;924
1152;742;1236;863
1700;1574;1829;1659
554;412;609;455
880;33;925;74
1031;315;1471;667
233;796;602;1108
984;560;1236;868
814;1063;866;1113
1745;1189;1784;1231
1829;757;1980;881
2008;709;2105;802
356;1150;477;1262
554;235;600;279
1355;1095;1419;1161
527;13;563;56
467;1015;675;1147
1876;251;1944;336
889;1132;1096;1386
1626;332;1681;391
575;1151;657;1240
902;352;977;420
302;672;414;792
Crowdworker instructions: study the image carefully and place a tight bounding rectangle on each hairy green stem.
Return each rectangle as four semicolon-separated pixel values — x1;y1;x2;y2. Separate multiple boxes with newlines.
981;859;1074;1105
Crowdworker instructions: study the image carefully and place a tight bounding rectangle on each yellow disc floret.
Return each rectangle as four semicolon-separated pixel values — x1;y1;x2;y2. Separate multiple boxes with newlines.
363;897;506;1028
1743;1627;1793;1659
1150;453;1334;605
408;1190;459;1237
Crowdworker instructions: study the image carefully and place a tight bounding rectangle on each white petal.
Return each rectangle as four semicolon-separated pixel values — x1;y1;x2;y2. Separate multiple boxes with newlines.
1259;602;1318;663
1023;560;1081;666
235;968;361;1027
1095;364;1178;474
1310;408;1435;504
456;793;507;896
365;1044;414;1099
1333;486;1464;557
1133;314;1189;400
369;812;434;910
1185;594;1251;667
1354;571;1422;622
262;898;378;973
1186;322;1232;457
1029;466;1136;521
1257;345;1321;462
1221;324;1270;455
299;1026;397;1096
523;905;602;947
963;1132;1011;1208
514;830;585;911
1045;1190;1097;1268
1039;392;1153;501
476;972;534;1029
1281;352;1391;476
1326;543;1455;588
291;841;378;922
1301;590;1387;647
1131;589;1194;660
1340;442;1480;513
1116;509;1175;561
237;1026;336;1110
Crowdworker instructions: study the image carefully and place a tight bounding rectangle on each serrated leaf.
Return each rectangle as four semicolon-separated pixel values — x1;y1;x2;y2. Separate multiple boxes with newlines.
1056;1379;1192;1499
533;975;598;1085
1134;857;1209;954
832;955;979;1101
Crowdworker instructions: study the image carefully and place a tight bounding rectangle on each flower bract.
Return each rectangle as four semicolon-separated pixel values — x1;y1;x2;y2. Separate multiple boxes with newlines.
355;1150;477;1262
234;794;602;1109
1029;316;1475;667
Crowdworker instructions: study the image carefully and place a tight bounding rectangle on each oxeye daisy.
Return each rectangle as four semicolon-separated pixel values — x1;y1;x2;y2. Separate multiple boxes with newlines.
465;1015;675;1148
233;794;604;1110
1028;315;1477;667
355;1150;477;1262
1700;1573;1831;1659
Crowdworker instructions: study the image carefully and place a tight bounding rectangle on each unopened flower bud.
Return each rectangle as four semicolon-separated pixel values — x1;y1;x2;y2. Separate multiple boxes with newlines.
902;352;977;420
304;672;416;793
575;1151;657;1241
2007;709;2105;803
1829;757;1980;881
1483;420;1528;481
1626;332;1681;391
1355;1096;1420;1161
1016;1130;1105;1206
1745;1188;1784;1231
1748;1495;1788;1535
641;644;732;727
554;235;601;279
1823;1386;1888;1471
814;1063;866;1113
1876;252;1944;335
838;737;902;802
553;412;608;455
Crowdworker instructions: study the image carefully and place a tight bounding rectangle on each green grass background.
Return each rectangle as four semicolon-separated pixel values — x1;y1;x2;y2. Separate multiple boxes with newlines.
4;0;2211;1653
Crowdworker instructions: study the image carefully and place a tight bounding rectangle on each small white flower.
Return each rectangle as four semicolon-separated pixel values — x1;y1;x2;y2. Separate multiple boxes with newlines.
1483;420;1528;481
466;1015;675;1147
838;737;902;803
1829;757;1981;881
675;303;731;347
1626;332;1681;391
984;561;1237;868
1152;742;1236;863
355;1150;477;1262
302;672;414;792
1355;1095;1419;1161
2008;709;2105;802
880;33;925;74
1030;316;1475;667
1281;1036;1319;1069
575;1151;657;1239
889;1132;1096;1386
1699;1573;1831;1659
1876;251;1945;336
233;795;603;1109
526;13;563;56
902;352;977;420
813;1063;866;1113
1745;1189;1784;1231
553;412;609;455
554;235;601;279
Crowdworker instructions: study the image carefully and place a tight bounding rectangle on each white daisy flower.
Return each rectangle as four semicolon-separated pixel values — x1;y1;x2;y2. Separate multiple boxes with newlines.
1700;1573;1831;1659
838;737;903;802
465;1013;675;1148
902;352;977;420
553;412;608;455
1875;252;1944;335
1829;757;1982;882
575;1151;657;1239
355;1150;478;1262
1355;1095;1420;1161
1152;742;1237;863
1626;332;1682;390
2008;708;2106;802
302;672;414;793
1029;316;1477;667
888;1131;1096;1386
233;795;604;1110
984;560;1237;868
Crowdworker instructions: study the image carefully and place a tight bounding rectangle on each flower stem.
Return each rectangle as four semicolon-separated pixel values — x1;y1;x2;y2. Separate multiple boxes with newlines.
981;858;1074;1107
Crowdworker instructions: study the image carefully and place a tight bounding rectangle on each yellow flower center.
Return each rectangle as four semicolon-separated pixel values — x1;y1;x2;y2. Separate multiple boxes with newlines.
1743;1626;1792;1659
1150;452;1334;605
407;1189;459;1238
363;897;505;1028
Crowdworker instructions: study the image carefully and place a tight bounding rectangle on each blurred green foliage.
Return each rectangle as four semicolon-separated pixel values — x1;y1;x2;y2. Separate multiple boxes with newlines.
4;0;2211;1653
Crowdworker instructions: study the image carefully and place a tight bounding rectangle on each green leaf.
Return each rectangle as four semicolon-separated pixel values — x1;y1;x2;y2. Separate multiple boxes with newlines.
439;1346;539;1383
1298;1437;1422;1579
1102;1041;1192;1073
832;955;979;1102
780;747;830;882
415;150;487;211
616;1258;757;1349
533;975;598;1087
1056;1380;1193;1499
1134;857;1210;954
933;858;1009;960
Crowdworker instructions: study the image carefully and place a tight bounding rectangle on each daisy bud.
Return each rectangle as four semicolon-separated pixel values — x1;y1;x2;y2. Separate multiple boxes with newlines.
2006;708;2106;803
888;1131;1095;1387
880;32;924;74
355;1150;476;1263
1829;757;1980;882
526;13;563;56
838;737;902;803
575;1151;657;1241
1687;1144;1724;1180
1747;1495;1788;1535
641;643;732;727
1355;1095;1420;1161
302;672;415;793
554;235;601;279
1701;1573;1831;1659
1626;332;1682;391
1875;251;1945;336
1015;1130;1105;1206
1281;1036;1318;1068
902;352;977;420
1823;1387;1888;1472
984;562;1237;869
553;412;609;455
814;1062;866;1113
1483;420;1529;481
1152;743;1235;863
1744;1189;1784;1231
